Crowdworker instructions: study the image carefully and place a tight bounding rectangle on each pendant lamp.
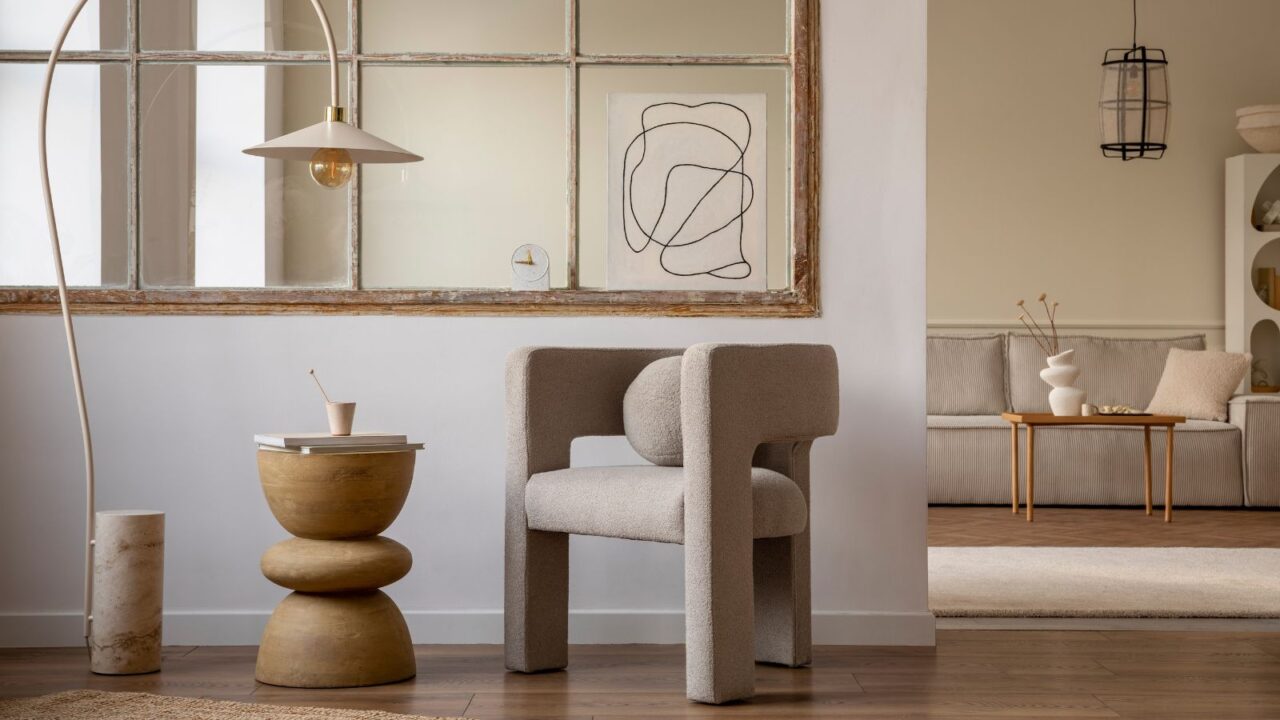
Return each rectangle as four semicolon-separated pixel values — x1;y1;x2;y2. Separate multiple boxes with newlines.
242;0;422;186
1099;0;1169;160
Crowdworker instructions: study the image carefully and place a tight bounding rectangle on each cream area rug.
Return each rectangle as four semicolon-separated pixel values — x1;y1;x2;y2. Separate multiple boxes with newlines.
0;691;468;720
929;547;1280;618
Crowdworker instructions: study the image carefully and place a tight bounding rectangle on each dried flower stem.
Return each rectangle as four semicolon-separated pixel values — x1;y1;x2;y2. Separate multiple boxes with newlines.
1018;315;1052;355
1041;297;1059;354
1023;309;1052;351
1015;294;1061;356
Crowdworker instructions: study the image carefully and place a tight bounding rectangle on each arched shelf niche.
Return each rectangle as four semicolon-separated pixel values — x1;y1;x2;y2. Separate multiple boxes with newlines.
1250;319;1280;392
1250;237;1280;307
1253;163;1280;229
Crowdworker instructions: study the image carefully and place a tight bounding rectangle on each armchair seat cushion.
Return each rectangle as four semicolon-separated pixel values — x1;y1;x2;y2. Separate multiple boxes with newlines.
524;465;807;544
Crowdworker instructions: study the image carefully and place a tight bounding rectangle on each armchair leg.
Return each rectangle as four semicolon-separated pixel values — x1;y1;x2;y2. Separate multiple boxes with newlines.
753;534;811;667
685;522;755;704
751;441;812;667
504;528;569;672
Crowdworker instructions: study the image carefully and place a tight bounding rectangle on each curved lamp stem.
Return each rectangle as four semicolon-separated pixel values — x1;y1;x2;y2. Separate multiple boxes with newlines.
39;0;94;646
42;0;352;650
310;0;341;109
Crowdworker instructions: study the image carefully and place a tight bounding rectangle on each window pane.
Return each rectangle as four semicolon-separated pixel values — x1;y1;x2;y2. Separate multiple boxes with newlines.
578;66;789;290
140;64;349;288
0;0;128;50
579;0;787;55
0;64;128;287
361;66;567;289
363;0;565;54
141;0;348;51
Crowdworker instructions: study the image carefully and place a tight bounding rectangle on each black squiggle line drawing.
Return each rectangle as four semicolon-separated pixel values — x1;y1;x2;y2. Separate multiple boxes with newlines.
620;101;756;280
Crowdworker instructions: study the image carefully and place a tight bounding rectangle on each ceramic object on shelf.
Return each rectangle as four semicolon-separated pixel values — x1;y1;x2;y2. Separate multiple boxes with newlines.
1237;105;1280;153
1040;349;1087;417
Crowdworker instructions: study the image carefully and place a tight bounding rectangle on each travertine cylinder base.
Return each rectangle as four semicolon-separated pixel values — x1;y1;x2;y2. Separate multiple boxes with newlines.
255;590;415;688
90;510;164;675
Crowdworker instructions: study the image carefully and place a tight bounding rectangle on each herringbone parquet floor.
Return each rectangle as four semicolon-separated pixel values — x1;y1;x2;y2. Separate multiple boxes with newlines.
929;507;1280;547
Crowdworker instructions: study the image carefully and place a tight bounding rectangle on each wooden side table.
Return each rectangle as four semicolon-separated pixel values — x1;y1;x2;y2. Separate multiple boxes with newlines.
1001;413;1186;523
255;447;421;688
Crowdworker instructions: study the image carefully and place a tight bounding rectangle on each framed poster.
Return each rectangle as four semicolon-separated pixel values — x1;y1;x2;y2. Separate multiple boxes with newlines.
607;93;767;291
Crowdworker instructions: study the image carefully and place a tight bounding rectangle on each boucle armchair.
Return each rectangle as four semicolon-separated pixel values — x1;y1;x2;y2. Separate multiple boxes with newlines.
504;344;839;704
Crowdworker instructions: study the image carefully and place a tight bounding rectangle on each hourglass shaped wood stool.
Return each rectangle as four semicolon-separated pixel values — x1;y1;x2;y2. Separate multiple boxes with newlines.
255;448;420;688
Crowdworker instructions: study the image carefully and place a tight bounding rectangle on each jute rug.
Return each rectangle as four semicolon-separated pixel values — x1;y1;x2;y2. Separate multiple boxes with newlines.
929;546;1280;617
0;690;469;720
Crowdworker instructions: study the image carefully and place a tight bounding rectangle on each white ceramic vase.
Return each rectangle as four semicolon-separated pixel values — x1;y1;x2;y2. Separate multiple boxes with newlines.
1236;105;1280;153
1040;349;1086;417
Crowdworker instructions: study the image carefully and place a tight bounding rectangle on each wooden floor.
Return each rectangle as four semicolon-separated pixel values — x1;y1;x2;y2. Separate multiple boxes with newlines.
4;635;1280;719
929;507;1280;547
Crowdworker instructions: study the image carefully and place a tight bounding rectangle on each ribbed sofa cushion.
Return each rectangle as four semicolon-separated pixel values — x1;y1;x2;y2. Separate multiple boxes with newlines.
927;334;1007;414
926;415;1243;506
1008;334;1205;413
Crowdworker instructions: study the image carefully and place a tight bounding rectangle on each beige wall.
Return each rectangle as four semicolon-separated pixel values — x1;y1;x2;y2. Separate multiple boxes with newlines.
928;0;1280;346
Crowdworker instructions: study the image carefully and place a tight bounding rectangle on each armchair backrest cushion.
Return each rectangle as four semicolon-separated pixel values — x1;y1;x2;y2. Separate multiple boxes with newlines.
926;334;1008;415
1008;333;1206;413
623;356;684;466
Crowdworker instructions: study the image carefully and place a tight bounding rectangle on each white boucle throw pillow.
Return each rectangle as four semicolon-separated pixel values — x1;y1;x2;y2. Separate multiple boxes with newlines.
623;356;683;466
1146;348;1250;421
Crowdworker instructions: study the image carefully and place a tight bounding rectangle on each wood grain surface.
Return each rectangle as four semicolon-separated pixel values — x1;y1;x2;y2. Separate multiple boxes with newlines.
4;635;1280;719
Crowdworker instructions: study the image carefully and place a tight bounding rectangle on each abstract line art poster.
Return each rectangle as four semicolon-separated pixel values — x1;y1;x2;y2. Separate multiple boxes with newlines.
607;93;767;291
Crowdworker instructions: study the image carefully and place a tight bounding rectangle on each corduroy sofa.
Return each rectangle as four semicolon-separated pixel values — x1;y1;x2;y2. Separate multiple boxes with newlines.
927;333;1280;507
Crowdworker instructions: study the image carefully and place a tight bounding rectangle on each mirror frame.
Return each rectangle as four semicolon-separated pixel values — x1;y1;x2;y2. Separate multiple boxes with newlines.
0;0;819;317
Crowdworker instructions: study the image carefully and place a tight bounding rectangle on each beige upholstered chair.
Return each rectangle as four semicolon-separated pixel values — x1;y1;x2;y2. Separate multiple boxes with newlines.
504;344;839;704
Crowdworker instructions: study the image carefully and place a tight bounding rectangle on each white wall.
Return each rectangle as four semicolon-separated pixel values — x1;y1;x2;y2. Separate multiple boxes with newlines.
0;0;932;647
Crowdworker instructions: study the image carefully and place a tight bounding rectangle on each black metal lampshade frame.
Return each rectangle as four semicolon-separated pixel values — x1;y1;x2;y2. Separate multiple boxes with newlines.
1099;46;1168;160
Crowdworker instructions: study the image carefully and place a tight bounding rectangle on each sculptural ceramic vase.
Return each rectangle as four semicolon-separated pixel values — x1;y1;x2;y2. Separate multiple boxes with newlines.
1040;349;1087;417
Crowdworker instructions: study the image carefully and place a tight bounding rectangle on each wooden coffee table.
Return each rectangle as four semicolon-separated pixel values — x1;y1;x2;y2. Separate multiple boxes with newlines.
1001;412;1186;523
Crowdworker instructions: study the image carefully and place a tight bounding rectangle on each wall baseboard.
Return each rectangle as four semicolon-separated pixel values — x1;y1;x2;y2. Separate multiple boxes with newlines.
0;609;936;648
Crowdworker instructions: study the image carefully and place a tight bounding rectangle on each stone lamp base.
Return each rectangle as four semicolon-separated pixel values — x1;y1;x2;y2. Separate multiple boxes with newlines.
89;510;165;675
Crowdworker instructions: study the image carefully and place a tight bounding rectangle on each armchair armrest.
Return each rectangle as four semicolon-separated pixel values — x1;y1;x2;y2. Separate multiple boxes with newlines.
1229;394;1280;506
681;343;840;453
506;346;682;480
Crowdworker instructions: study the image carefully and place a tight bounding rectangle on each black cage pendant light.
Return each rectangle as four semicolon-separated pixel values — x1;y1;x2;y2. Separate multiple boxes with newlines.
1099;0;1169;160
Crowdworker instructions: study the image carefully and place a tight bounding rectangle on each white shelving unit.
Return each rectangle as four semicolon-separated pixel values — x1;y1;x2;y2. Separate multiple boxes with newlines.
1226;154;1280;391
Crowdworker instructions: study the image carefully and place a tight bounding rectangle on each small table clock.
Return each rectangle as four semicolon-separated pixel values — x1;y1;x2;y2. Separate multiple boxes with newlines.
511;243;550;291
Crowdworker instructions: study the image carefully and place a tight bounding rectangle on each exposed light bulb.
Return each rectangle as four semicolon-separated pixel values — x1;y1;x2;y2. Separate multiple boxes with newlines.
1123;65;1143;98
309;148;353;188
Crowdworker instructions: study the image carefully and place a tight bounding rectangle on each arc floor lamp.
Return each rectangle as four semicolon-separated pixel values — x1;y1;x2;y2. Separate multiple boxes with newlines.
39;0;421;674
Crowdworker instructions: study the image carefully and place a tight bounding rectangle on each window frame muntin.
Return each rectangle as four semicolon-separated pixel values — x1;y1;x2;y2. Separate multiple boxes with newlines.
0;0;819;317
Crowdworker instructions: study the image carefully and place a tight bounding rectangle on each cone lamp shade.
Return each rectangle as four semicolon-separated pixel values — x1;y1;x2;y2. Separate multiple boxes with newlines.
241;0;421;186
243;119;422;164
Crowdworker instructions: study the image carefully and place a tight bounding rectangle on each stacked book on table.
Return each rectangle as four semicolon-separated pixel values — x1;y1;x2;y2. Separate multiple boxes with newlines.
255;432;424;455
